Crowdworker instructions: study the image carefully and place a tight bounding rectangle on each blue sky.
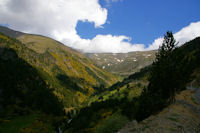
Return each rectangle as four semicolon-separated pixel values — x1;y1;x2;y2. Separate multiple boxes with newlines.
77;0;200;45
0;0;200;53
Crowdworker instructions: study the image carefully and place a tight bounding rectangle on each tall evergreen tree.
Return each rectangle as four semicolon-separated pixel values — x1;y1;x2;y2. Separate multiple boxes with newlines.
149;31;177;104
156;31;177;61
136;31;178;121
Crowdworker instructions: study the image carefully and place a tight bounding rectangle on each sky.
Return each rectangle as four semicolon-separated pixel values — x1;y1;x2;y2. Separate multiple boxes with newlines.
0;0;200;53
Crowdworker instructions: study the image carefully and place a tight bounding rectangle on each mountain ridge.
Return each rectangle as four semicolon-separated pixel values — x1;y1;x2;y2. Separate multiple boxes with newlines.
86;50;156;77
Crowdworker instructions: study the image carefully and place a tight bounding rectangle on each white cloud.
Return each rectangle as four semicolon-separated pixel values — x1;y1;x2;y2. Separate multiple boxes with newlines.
174;21;200;45
0;0;199;53
147;37;164;51
0;0;107;42
86;35;145;53
147;21;200;50
85;21;200;53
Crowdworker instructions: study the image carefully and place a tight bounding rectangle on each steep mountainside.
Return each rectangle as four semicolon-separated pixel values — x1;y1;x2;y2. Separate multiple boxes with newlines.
119;68;200;132
64;37;200;133
86;51;156;77
0;37;65;132
0;27;120;109
118;89;200;133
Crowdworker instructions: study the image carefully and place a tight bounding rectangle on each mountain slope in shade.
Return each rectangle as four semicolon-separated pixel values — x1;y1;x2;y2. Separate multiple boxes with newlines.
86;51;156;77
0;47;64;115
0;27;120;110
0;26;24;38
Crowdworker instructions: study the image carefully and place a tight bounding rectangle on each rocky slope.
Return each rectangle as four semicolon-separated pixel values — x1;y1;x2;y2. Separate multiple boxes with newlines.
118;89;200;133
118;68;200;133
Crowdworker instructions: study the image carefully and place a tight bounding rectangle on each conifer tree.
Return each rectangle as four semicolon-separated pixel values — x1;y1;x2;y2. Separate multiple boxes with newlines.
149;31;177;105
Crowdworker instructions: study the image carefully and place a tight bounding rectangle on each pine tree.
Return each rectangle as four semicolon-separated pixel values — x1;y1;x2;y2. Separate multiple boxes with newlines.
156;31;177;61
149;31;177;104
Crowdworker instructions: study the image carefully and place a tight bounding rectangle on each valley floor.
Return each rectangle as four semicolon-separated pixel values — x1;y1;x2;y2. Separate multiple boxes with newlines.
118;88;200;133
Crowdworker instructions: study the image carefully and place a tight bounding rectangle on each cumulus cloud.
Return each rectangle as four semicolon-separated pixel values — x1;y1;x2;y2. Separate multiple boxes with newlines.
84;21;200;53
0;0;107;42
174;21;200;45
87;35;145;53
147;21;200;50
147;37;163;50
0;0;199;53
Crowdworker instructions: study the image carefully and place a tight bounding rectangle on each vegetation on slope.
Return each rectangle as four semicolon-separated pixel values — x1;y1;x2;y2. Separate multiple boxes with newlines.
119;89;200;132
0;31;119;132
0;27;120;109
119;68;200;132
135;33;200;121
1;27;199;133
0;47;63;115
64;32;200;133
64;62;150;133
0;40;64;132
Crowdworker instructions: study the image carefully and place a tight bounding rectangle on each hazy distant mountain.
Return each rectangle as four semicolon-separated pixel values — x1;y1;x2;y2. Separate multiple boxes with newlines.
0;26;24;38
86;51;156;77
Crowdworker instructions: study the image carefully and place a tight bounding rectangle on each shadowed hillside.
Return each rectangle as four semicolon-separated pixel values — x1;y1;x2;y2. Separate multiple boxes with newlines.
0;47;64;115
0;26;24;38
0;47;65;133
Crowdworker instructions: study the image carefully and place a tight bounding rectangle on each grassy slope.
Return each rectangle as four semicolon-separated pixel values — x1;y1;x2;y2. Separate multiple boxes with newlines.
88;66;150;105
17;34;120;87
17;34;120;107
